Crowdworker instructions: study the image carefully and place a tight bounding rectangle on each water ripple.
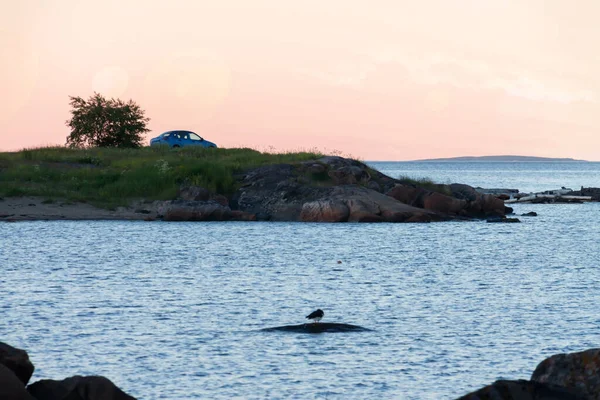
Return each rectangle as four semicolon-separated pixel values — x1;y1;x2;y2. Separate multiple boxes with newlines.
1;203;599;399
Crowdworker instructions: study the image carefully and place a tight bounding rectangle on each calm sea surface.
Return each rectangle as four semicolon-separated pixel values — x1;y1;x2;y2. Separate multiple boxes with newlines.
371;161;600;193
2;162;600;399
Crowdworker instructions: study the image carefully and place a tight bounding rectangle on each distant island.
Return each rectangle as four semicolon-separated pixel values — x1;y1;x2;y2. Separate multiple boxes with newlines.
411;155;587;162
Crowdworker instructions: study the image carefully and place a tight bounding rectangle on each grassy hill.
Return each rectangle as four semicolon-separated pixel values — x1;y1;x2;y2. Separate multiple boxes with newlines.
0;146;324;208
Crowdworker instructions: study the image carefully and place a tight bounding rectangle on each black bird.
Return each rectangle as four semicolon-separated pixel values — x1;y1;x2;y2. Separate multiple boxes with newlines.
306;309;324;323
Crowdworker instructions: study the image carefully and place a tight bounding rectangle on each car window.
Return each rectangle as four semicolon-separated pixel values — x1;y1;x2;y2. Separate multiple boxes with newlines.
162;133;171;138
189;133;203;141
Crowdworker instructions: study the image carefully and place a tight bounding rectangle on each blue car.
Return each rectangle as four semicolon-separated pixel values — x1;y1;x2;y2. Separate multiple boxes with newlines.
150;130;217;148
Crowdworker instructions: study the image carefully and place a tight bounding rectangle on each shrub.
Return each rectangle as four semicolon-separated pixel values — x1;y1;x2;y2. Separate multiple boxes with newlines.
66;93;149;148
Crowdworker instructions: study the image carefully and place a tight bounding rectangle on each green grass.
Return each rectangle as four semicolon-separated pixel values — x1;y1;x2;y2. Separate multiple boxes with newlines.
397;175;451;196
0;146;325;208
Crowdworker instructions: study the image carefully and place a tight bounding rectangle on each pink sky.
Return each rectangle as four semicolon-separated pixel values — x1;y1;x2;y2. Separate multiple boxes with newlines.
2;0;599;160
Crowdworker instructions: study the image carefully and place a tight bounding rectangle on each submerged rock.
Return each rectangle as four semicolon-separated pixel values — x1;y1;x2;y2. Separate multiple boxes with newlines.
522;211;538;217
486;217;521;223
456;379;585;399
262;323;371;333
531;348;600;399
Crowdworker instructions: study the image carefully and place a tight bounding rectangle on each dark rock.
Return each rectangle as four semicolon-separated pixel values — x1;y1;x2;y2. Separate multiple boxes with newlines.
178;185;210;201
232;163;319;221
475;187;520;196
134;209;151;214
531;197;552;204
468;194;506;217
211;194;229;207
157;200;255;222
178;185;229;206
405;213;432;223
345;186;442;222
307;163;326;174
388;183;505;218
299;186;437;223
28;375;136;400
229;210;257;221
262;323;370;333
345;197;382;222
386;184;428;207
422;192;467;215
487;217;521;223
456;379;585;399
328;166;369;185
450;183;480;202
231;157;505;223
0;364;35;400
367;180;382;193
522;211;538;217
570;187;600;201
505;206;514;215
531;348;600;399
0;342;34;385
300;200;349;222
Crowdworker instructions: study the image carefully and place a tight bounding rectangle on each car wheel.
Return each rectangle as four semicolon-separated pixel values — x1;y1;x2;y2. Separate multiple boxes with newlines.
172;145;180;148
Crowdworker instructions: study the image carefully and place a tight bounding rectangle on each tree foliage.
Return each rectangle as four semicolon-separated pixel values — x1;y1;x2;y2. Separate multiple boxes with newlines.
66;93;150;148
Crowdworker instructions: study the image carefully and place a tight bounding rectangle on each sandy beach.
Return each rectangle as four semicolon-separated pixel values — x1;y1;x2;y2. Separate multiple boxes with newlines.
0;197;151;222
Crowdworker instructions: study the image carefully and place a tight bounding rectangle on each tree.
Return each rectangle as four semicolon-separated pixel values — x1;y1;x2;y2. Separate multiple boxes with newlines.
66;93;150;148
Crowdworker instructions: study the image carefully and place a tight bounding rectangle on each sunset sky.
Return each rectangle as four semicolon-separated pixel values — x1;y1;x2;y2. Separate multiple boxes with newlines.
2;0;599;160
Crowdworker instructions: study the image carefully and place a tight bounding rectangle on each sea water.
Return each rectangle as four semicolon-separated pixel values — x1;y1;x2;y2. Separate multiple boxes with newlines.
1;162;600;399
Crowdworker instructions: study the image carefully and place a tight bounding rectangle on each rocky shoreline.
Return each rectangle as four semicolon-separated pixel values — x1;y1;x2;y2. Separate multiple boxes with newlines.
0;156;510;223
478;186;600;204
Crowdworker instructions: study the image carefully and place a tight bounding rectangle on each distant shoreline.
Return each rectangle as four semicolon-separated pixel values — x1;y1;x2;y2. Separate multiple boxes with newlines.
407;155;588;162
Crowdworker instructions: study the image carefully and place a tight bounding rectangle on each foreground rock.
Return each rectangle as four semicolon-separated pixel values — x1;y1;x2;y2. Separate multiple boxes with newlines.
531;348;600;399
458;348;600;399
0;364;35;400
0;342;135;400
28;376;136;400
0;342;35;385
262;323;370;333
457;379;584;399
